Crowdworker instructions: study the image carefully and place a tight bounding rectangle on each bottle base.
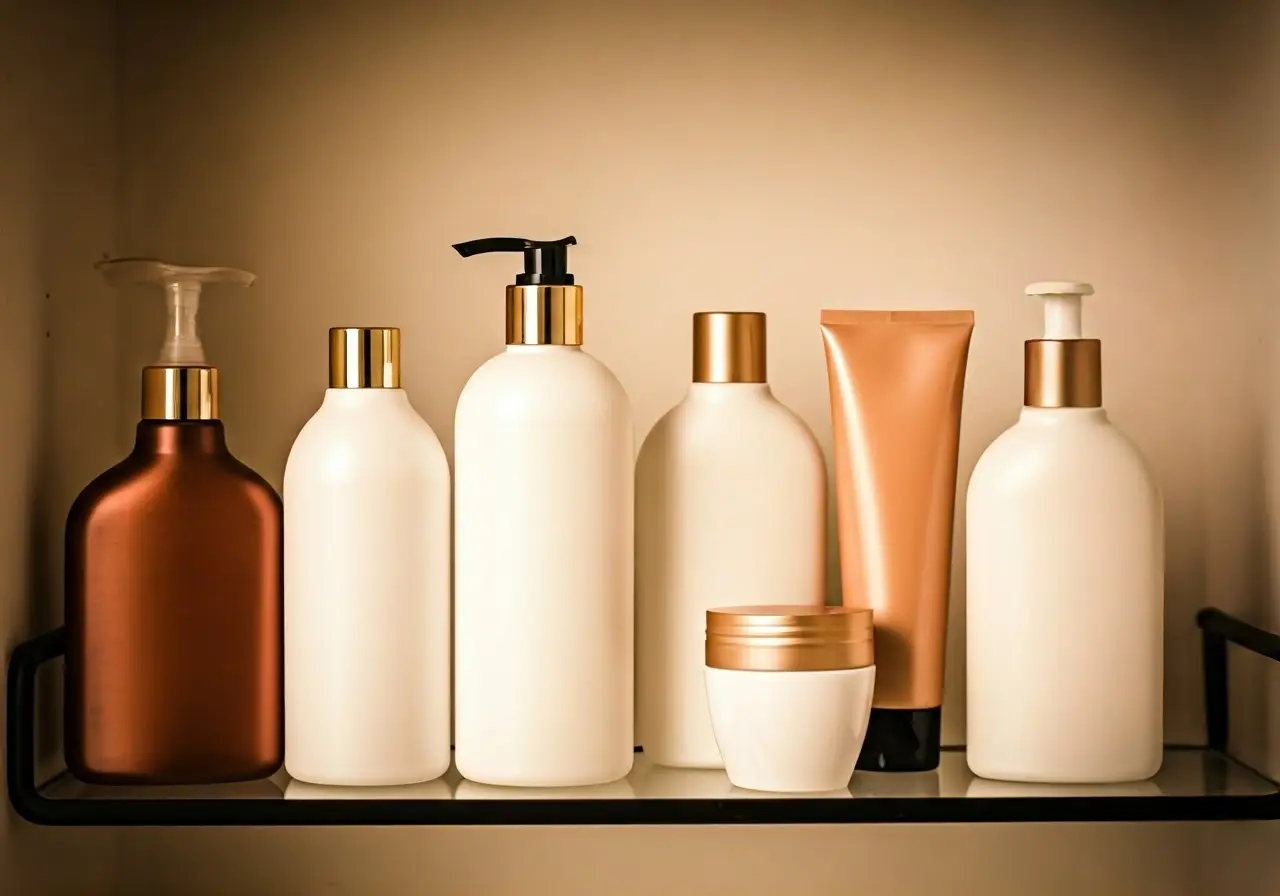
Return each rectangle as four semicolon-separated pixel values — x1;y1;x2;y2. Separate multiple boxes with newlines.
456;755;634;789
67;755;283;787
966;752;1164;785
284;758;451;788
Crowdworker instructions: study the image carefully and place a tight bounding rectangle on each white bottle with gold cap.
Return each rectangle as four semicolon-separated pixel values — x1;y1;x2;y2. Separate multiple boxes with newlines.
637;312;826;768
452;236;634;787
966;282;1164;784
283;327;452;786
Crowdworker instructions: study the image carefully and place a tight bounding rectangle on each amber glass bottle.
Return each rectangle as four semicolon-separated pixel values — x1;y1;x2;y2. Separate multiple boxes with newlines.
65;260;282;785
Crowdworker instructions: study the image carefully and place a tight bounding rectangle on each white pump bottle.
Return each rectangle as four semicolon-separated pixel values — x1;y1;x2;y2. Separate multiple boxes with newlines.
452;236;634;787
966;282;1164;784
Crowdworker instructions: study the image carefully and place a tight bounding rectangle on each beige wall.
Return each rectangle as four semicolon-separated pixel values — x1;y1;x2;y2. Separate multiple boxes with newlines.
0;0;122;892
3;0;1273;892
1201;0;1280;890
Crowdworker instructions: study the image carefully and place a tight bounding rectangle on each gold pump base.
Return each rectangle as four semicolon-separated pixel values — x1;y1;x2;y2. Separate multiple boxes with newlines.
141;367;218;421
1024;340;1102;408
506;285;583;346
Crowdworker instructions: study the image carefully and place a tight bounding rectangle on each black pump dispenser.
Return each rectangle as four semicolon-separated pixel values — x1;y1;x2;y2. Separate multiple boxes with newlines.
452;236;577;286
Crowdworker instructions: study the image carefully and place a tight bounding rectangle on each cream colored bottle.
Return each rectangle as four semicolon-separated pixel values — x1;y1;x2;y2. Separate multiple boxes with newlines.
637;312;826;768
966;282;1164;784
284;328;452;786
452;236;634;787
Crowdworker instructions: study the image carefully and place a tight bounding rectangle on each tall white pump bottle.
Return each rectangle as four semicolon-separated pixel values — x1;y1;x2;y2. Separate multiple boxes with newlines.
284;328;452;786
636;312;826;768
966;282;1164;784
452;236;634;787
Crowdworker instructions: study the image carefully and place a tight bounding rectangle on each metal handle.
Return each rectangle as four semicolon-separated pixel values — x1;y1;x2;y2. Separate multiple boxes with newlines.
5;627;66;824
1197;607;1280;753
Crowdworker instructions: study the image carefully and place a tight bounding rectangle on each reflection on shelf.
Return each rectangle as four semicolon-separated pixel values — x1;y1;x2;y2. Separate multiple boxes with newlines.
44;775;285;800
848;769;942;799
455;778;635;800
285;778;455;800
965;778;1162;798
35;747;1276;803
629;764;850;799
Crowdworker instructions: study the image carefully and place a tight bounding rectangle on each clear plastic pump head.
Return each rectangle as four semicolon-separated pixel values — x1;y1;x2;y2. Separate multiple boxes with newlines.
97;258;255;365
1025;280;1094;340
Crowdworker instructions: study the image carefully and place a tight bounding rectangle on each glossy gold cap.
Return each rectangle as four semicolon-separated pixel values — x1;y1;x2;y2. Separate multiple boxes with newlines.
506;285;583;346
1024;339;1102;407
693;312;766;383
329;328;400;388
705;605;874;672
141;366;218;420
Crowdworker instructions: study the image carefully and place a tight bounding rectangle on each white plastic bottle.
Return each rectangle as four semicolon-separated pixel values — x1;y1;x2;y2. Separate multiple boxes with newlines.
636;312;826;768
966;282;1164;784
452;236;634;787
284;327;452;786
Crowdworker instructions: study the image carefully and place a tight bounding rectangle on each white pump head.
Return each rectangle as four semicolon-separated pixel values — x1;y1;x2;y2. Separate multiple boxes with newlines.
97;258;255;366
1025;281;1093;340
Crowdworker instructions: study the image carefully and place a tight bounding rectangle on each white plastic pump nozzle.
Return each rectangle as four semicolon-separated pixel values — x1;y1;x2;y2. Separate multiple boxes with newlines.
97;258;255;366
1025;280;1094;340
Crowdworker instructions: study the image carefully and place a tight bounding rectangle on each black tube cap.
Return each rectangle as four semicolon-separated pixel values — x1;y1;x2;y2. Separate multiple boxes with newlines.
856;707;941;773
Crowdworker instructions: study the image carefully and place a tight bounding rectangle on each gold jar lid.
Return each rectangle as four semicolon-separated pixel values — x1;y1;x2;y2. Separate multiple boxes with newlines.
141;366;218;421
330;327;400;388
506;285;584;346
693;311;766;383
706;605;874;672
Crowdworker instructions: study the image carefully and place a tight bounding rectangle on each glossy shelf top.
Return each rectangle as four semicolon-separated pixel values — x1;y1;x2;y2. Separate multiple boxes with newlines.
22;748;1279;826
10;612;1280;825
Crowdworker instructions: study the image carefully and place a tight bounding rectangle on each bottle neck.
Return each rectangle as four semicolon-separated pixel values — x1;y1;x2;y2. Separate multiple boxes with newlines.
505;344;582;355
321;387;410;409
1018;406;1109;424
686;382;773;402
133;420;227;455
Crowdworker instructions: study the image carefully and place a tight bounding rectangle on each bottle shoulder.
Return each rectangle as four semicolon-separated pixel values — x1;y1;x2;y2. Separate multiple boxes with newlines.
69;450;280;532
285;397;448;484
457;349;632;424
969;412;1158;499
289;394;443;451
640;391;822;464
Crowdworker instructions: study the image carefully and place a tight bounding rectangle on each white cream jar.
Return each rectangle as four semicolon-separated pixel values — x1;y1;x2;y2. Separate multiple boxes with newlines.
705;605;875;793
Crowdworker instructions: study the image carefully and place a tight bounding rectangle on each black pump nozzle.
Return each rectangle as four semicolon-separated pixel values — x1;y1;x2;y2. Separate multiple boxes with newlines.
452;236;577;286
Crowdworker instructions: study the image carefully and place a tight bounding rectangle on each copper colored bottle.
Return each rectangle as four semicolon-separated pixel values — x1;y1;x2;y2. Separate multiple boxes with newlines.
64;260;282;785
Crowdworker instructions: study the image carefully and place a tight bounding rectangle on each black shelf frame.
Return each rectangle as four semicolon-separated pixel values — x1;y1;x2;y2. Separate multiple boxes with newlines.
6;607;1280;826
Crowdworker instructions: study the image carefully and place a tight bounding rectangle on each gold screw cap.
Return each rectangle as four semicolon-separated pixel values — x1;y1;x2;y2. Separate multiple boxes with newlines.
329;328;401;388
692;312;767;384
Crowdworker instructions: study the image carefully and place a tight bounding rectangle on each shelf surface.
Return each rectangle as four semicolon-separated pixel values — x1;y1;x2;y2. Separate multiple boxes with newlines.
9;609;1280;825
17;747;1279;826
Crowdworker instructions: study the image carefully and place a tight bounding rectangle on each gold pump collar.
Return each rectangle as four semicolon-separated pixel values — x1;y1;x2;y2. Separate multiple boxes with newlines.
1024;340;1102;408
141;367;218;420
506;285;583;346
